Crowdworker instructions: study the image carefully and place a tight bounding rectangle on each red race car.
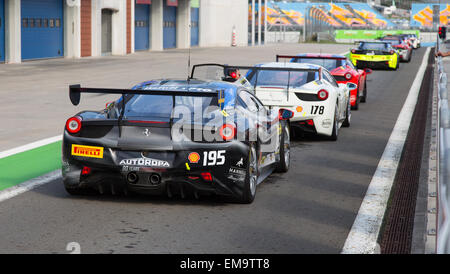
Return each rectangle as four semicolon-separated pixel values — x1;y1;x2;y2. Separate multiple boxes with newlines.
276;54;371;110
379;36;413;62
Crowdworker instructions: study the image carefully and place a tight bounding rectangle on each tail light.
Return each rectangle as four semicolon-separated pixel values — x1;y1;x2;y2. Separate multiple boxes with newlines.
219;124;236;141
306;119;314;126
201;172;213;182
66;116;82;134
345;73;352;80
81;166;91;176
317;89;329;101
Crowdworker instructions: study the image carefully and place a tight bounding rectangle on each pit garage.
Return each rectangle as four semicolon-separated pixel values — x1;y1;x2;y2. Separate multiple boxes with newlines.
135;2;151;51
21;0;64;60
190;6;199;46
163;0;177;49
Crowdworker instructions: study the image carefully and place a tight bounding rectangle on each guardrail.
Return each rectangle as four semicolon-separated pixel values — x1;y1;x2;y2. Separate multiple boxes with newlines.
436;36;450;253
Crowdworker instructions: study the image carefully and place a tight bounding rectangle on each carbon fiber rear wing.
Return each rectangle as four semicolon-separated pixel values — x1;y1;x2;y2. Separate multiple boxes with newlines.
189;63;320;80
69;84;218;106
189;63;322;103
275;54;346;62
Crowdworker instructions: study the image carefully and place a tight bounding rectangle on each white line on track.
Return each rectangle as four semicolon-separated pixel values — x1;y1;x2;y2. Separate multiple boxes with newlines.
341;47;431;254
0;170;61;203
0;135;62;160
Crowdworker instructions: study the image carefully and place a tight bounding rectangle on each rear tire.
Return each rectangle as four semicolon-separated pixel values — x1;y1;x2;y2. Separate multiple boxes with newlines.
342;100;351;128
360;81;367;103
329;107;339;141
275;122;290;173
240;143;258;204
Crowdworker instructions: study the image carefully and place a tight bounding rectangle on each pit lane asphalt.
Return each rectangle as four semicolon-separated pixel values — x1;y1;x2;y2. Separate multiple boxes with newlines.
0;46;426;253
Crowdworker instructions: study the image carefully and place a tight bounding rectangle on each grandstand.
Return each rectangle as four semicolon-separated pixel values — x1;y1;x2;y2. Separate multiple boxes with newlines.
265;1;394;29
410;3;450;28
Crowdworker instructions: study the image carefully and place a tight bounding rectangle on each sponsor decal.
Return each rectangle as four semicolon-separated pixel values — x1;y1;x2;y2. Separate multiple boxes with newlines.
229;167;246;176
236;158;244;167
228;167;246;182
119;157;170;167
143;128;151;137
71;144;104;159
188;152;200;164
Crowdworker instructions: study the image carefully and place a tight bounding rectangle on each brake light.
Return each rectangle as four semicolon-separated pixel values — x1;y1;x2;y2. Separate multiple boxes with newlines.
219;124;236;141
317;89;329;100
345;73;352;80
66;116;82;134
201;172;213;182
306;119;314;126
81;166;91;175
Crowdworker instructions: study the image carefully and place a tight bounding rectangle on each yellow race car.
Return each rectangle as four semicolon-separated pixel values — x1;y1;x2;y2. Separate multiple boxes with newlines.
350;41;399;70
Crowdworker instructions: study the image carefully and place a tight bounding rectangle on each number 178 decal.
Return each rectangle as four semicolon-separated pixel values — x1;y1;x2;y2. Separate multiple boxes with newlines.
311;106;324;115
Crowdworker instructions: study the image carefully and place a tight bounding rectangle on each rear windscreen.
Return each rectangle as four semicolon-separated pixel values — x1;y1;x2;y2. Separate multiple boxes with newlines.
291;58;345;71
122;95;218;119
382;39;401;46
359;42;389;51
246;69;319;87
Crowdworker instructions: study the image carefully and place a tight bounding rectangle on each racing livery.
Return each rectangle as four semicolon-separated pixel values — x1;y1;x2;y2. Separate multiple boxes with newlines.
350;41;399;70
276;54;371;110
190;63;354;140
63;80;293;203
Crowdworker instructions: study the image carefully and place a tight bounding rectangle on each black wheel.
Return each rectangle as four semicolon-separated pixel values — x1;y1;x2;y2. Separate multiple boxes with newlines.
360;81;367;103
342;99;351;128
329;106;339;141
240;143;258;204
275;122;290;173
394;60;399;70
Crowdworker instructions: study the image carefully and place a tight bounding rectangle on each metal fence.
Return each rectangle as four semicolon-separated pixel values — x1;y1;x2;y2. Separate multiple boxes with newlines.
436;35;450;253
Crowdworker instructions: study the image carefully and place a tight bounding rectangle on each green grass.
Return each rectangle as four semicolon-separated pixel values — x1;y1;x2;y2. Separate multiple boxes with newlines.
0;141;62;191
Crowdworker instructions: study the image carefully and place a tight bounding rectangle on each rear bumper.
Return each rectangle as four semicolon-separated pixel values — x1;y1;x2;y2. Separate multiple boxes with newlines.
351;54;396;69
62;163;243;197
355;60;393;69
62;134;250;198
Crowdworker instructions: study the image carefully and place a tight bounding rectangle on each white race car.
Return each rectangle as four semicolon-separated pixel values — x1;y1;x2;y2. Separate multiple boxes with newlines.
188;63;355;140
244;63;355;140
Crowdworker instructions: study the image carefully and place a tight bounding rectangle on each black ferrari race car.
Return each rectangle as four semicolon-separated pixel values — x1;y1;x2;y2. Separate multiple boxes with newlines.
62;79;293;203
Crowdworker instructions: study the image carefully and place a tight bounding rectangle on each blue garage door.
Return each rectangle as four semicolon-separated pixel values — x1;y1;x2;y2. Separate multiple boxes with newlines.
0;0;4;62
21;0;64;60
135;3;150;51
163;3;176;49
190;7;199;46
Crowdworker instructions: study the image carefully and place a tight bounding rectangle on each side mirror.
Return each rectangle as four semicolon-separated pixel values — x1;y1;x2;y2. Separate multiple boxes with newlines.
347;83;357;90
278;108;294;120
364;68;372;74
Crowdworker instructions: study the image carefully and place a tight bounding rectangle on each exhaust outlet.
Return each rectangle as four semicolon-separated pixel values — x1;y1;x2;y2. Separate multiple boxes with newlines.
149;173;161;185
127;172;139;184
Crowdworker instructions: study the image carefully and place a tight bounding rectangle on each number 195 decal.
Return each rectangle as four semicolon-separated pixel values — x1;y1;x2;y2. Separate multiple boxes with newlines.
203;150;225;166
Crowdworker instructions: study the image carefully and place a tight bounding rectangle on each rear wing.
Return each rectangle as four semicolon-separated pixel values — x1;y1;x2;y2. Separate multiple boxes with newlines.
189;63;322;102
69;84;218;106
275;54;346;62
189;63;322;83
